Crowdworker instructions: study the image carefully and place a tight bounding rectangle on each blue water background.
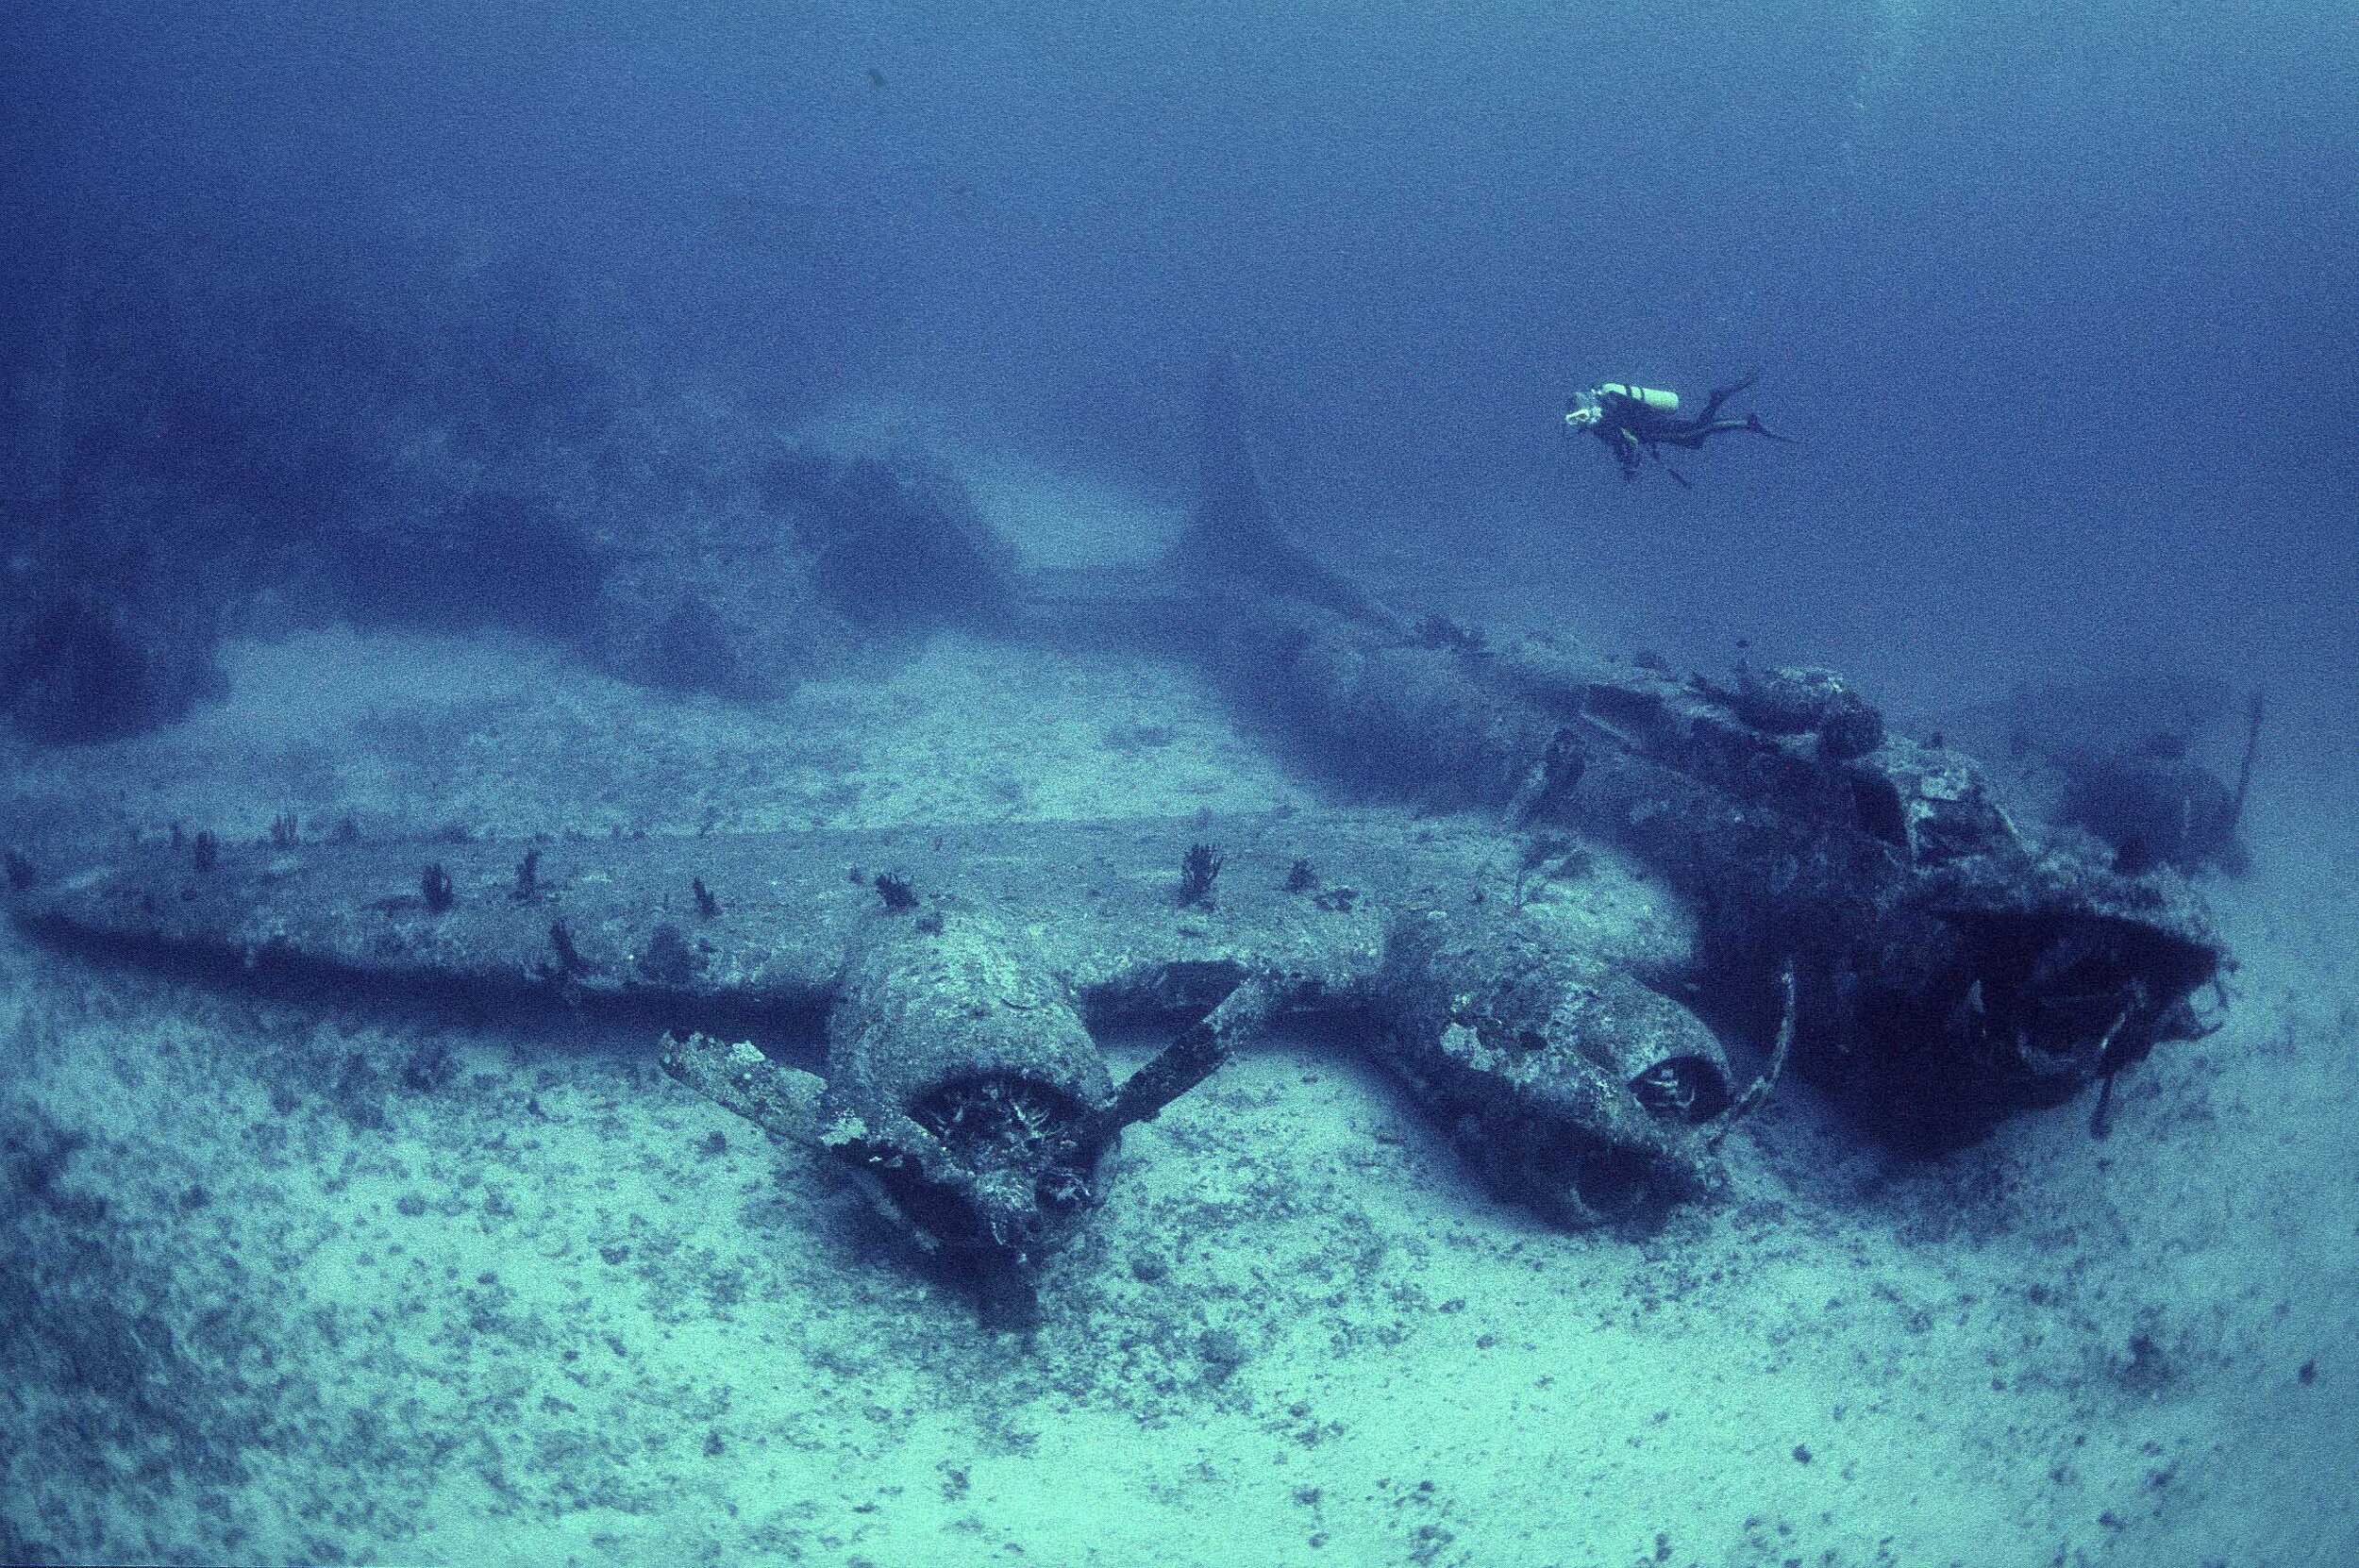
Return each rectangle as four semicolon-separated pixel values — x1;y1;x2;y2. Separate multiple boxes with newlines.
5;0;2351;686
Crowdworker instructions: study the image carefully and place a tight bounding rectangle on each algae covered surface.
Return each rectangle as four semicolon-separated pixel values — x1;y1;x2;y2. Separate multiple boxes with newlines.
4;608;2354;1567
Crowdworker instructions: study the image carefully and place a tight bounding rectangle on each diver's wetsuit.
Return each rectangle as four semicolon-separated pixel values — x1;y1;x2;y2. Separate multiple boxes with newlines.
1584;375;1789;486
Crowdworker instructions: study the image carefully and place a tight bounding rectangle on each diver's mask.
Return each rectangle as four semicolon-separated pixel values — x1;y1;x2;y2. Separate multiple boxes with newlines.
1564;394;1604;432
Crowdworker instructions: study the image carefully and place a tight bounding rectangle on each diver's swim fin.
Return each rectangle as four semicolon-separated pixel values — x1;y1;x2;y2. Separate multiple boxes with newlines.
1746;412;1795;443
1698;370;1765;426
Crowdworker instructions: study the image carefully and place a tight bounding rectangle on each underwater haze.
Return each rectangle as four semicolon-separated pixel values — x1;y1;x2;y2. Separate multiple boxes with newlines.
8;0;2354;675
5;2;2358;1565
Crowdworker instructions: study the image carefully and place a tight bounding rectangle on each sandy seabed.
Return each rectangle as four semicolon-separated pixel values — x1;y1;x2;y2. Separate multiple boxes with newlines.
2;524;2354;1568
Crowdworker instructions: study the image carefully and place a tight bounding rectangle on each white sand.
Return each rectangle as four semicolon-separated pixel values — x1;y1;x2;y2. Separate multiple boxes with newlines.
2;496;2353;1567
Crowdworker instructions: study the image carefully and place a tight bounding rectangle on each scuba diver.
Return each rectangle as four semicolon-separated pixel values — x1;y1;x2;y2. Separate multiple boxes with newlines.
1565;373;1790;487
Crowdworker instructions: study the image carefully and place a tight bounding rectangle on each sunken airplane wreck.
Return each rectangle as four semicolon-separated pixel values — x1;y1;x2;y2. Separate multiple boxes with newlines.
7;367;2227;1325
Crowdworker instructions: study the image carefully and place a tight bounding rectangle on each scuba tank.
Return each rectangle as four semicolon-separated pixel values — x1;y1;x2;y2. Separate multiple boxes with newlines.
1598;384;1680;414
1565;382;1680;436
